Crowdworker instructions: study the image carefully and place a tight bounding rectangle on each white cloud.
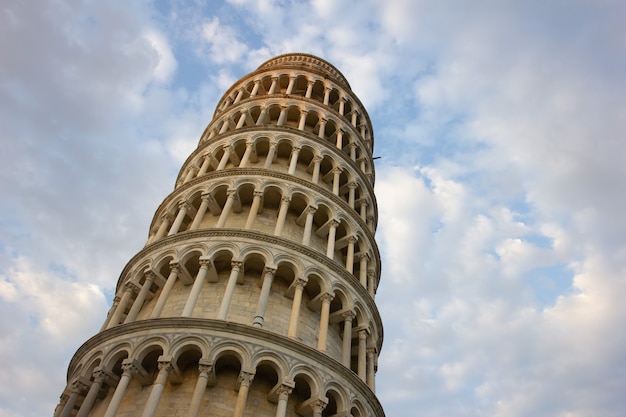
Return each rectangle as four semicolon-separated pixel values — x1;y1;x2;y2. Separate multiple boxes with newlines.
143;29;178;83
202;17;249;64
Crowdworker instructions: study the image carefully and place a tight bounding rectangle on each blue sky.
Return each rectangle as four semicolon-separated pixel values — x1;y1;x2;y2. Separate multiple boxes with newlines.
1;1;625;416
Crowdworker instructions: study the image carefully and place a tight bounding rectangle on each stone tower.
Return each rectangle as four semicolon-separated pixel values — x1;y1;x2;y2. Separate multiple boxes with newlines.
55;53;384;417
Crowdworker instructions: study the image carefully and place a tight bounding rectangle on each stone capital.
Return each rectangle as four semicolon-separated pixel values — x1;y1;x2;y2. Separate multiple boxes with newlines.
199;257;212;269
263;266;277;276
342;310;356;321
124;280;140;293
321;292;334;303
121;360;139;377
238;370;255;387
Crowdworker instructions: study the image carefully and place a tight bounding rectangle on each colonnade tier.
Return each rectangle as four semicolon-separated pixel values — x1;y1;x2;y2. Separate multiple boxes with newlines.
199;96;375;182
107;232;383;354
145;171;380;279
174;130;378;223
211;53;374;150
60;319;384;417
185;122;375;190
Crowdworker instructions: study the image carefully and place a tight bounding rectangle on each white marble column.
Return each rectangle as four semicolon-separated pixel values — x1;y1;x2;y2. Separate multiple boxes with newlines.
58;378;88;417
298;109;308;130
317;293;334;352
264;141;277;169
216;145;232;170
250;79;261;97
168;201;189;235
189;193;211;230
217;261;243;320
275;384;293;417
239;141;254;167
317;118;327;139
349;143;357;161
233;88;244;104
256;106;268;125
216;189;238;228
232;371;255;417
186;360;214;417
273;196;291;236
348;182;357;209
305;79;314;98
268;76;279;94
183;166;197;183
358;253;369;288
288;146;301;174
360;199;368;221
219;118;231;134
277;106;288;126
332;167;342;195
345;236;357;274
197;154;212;176
368;271;376;297
152;214;172;241
106;282;137;329
236;111;248;129
103;360;138;417
181;258;211;317
325;220;339;258
342;312;355;367
124;271;155;323
252;266;276;327
367;348;376;391
311;156;322;184
140;358;173;417
286;75;296;94
323;86;331;105
301;206;317;246
335;128;344;149
287;278;307;338
358;329;367;381
245;191;263;229
338;96;346;115
150;263;179;318
76;368;113;417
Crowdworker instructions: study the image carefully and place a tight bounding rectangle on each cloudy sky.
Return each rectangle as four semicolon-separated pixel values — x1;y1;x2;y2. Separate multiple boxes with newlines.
1;1;625;416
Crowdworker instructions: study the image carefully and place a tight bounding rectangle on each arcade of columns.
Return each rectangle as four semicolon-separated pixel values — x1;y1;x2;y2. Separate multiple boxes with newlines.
55;53;385;417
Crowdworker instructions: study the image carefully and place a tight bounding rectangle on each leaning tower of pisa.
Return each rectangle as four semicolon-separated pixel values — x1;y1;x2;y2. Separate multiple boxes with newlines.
54;53;384;417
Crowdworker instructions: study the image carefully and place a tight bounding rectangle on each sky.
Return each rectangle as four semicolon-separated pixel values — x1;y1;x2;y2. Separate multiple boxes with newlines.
1;1;625;416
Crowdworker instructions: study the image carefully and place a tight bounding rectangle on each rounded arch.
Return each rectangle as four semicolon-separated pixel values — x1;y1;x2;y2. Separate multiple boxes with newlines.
251;351;289;381
102;346;131;375
209;341;251;370
170;337;208;363
322;383;349;416
289;365;323;399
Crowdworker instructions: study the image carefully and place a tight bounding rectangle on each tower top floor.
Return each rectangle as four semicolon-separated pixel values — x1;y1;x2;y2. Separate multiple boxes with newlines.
257;53;352;90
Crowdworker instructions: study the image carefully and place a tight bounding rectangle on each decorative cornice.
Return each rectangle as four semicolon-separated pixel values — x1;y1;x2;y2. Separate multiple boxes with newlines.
257;53;350;89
